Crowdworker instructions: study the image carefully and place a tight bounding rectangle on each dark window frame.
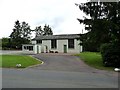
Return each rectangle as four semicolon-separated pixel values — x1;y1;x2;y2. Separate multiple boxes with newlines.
36;40;42;44
68;39;74;49
51;39;57;49
24;46;33;51
29;46;33;50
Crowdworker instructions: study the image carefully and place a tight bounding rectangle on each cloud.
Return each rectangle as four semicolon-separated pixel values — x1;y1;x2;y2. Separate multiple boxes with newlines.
0;0;86;38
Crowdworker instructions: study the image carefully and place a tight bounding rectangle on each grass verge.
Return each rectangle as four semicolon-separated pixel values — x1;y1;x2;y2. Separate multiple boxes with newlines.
75;52;114;71
0;55;42;68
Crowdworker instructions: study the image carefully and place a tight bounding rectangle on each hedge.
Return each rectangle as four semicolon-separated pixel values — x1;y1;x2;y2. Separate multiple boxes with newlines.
100;43;120;67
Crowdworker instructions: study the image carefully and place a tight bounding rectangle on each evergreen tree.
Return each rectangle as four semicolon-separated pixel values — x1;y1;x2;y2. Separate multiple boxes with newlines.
10;20;31;49
10;20;21;39
43;24;53;35
21;21;31;39
34;26;43;37
76;2;120;51
34;24;53;36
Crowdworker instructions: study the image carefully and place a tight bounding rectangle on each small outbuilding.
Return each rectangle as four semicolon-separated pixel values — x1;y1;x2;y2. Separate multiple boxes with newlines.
22;34;82;54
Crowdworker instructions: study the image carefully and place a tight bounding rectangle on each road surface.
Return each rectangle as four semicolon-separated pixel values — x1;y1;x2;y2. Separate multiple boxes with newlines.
1;53;118;88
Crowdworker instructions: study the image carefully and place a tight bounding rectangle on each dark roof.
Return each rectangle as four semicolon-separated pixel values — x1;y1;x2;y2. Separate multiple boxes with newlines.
32;34;80;40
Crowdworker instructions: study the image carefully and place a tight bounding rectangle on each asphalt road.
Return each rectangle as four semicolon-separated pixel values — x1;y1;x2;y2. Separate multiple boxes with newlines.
2;68;118;88
2;53;119;88
0;50;34;55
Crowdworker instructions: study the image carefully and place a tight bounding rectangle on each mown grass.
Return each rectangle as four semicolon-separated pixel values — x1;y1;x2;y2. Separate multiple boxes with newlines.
0;55;42;68
76;52;114;71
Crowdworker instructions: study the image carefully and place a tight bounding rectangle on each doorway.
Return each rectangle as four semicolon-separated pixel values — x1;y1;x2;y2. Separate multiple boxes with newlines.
64;45;67;53
37;46;39;54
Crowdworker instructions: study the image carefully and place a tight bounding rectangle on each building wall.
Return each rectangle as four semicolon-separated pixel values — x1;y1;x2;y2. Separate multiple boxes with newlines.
40;39;81;53
67;39;81;53
29;38;82;53
22;44;42;54
56;39;67;53
31;40;36;44
41;40;51;53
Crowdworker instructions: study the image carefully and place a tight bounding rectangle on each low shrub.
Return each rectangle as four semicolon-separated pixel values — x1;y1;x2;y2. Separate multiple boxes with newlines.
55;51;58;53
100;43;120;67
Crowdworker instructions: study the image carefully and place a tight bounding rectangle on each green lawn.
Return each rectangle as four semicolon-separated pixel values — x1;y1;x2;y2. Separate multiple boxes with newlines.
0;55;42;68
76;52;114;71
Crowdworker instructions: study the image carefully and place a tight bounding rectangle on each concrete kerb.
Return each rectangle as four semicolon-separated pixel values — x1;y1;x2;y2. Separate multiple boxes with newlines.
26;55;44;68
35;53;78;56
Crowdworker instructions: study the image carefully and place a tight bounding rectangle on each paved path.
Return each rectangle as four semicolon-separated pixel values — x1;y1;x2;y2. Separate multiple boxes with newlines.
2;53;118;88
31;53;117;75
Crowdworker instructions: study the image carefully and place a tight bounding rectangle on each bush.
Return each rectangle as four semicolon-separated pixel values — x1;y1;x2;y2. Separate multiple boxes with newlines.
100;43;120;67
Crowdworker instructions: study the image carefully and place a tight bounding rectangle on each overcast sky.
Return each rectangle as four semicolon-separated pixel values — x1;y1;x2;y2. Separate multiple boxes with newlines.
0;0;88;38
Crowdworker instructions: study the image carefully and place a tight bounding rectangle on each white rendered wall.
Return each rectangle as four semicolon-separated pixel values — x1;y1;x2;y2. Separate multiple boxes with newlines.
42;40;51;53
33;45;42;54
37;45;41;53
31;39;82;53
22;44;35;54
31;40;36;44
33;45;37;54
56;40;67;53
41;39;81;53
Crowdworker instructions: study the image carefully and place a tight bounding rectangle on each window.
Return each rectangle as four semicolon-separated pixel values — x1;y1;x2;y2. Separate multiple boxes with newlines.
29;46;33;50
51;39;57;49
36;40;42;44
68;39;74;48
24;46;27;49
24;46;33;50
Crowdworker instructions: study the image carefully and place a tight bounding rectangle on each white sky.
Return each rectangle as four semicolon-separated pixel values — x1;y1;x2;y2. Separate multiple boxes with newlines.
0;0;88;38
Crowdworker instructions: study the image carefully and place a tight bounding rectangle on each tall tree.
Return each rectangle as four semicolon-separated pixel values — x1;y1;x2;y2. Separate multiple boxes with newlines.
34;24;53;37
43;24;53;35
10;20;31;49
10;20;21;39
34;26;43;37
21;21;31;39
76;2;120;51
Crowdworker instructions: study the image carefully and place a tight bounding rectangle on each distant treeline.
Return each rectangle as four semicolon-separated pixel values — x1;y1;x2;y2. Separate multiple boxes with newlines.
1;20;53;50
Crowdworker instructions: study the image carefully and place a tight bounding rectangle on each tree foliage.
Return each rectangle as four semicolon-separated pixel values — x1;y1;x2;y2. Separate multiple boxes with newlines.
10;20;21;39
34;24;53;37
100;43;120;67
21;21;31;39
77;2;120;51
10;20;31;49
34;26;43;37
5;20;53;50
43;24;53;35
1;38;11;50
77;1;120;67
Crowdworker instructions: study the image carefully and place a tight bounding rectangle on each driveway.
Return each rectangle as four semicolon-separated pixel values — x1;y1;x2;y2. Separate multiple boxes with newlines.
31;53;117;74
2;53;118;88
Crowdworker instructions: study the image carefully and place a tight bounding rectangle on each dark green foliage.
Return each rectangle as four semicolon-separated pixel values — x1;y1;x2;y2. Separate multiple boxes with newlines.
77;2;120;52
34;24;53;37
0;39;2;50
76;2;120;67
43;24;53;35
35;26;43;37
21;21;31;39
80;31;110;52
100;43;120;67
10;37;30;49
2;38;11;50
10;20;31;49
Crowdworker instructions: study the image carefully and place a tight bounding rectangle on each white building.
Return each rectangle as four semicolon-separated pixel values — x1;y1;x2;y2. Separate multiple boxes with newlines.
22;34;82;54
